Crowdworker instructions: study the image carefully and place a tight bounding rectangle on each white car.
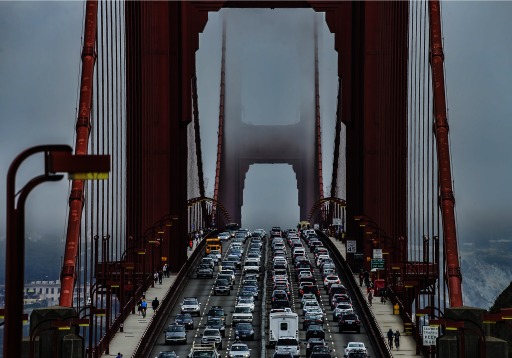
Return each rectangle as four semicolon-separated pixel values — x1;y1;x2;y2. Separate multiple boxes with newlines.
218;232;231;241
236;297;255;312
333;303;354;321
323;274;341;288
180;297;201;316
344;342;367;356
228;342;251;358
301;294;318;307
302;300;321;315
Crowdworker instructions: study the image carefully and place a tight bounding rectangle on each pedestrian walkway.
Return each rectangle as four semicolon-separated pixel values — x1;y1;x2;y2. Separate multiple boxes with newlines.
326;237;421;357
101;240;200;357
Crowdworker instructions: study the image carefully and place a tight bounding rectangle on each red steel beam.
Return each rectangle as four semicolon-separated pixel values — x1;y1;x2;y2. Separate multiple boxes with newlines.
429;0;463;307
59;0;98;307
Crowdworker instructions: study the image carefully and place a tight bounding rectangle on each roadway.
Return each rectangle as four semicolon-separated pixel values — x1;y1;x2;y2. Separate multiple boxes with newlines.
149;231;378;358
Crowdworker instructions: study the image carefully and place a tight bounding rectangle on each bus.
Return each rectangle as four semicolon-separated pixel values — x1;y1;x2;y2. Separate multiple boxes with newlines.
205;237;222;254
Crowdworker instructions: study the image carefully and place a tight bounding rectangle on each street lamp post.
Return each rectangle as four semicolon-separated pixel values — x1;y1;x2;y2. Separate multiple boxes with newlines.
3;145;109;358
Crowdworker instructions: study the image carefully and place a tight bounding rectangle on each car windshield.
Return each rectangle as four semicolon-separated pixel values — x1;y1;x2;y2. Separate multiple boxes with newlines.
192;352;215;358
277;338;298;345
234;306;251;313
204;329;219;336
348;343;365;348
183;298;197;305
236;323;252;329
167;325;185;332
239;298;253;304
231;344;249;352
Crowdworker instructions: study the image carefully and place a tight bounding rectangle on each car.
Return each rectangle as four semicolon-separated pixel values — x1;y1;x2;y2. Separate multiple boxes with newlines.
181;297;201;316
205;317;226;337
305;338;327;358
210;249;222;261
164;324;187;345
309;346;332;358
218;232;231;241
196;264;214;279
333;303;354;321
188;343;220;358
214;279;231;295
323;274;341;288
305;324;325;340
275;337;300;358
236;291;255;303
227;342;251;358
301;294;318;306
201;257;215;269
234;322;255;340
299;283;321;299
232;306;253;326
302;300;321;315
174;313;194;330
207;306;227;323
272;352;294;358
346;349;369;358
271;290;290;309
303;312;324;330
338;313;361;333
156;352;178;358
344;342;367;356
241;285;259;300
201;328;223;350
236;297;255;312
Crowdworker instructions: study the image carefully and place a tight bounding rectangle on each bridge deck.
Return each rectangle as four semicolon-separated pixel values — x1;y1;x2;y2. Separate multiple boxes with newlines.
103;238;421;358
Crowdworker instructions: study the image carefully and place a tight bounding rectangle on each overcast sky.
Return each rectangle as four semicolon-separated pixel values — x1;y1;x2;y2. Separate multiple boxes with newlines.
1;1;511;246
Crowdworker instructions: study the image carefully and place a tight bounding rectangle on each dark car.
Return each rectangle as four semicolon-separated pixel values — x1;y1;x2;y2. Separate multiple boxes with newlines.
299;283;321;299
234;322;255;341
164;324;187;345
196;264;214;278
346;350;369;358
271;290;290;308
207;306;227;323
305;324;325;340
214;279;231;295
174;313;194;330
206;317;226;337
309;346;332;358
338;313;361;333
328;284;347;300
303;312;324;330
156;352;178;358
305;338;327;358
242;285;259;300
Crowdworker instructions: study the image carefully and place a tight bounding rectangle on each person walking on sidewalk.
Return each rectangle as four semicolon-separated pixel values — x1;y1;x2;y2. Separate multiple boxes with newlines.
367;289;373;306
152;297;160;314
394;330;401;350
387;328;394;349
359;269;364;287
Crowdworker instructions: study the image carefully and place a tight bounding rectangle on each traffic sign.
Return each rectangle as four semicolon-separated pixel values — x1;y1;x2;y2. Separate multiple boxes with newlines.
346;240;357;253
423;326;439;346
371;258;385;269
373;249;383;259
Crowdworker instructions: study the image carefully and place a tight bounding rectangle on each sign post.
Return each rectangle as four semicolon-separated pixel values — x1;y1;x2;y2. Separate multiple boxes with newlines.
423;325;439;346
346;240;357;253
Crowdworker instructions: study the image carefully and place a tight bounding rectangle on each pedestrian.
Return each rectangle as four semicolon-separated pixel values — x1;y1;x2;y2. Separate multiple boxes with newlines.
363;270;370;287
359;269;364;287
137;299;142;316
116;353;123;358
394;330;401;350
152;297;160;313
154;271;158;284
380;288;387;304
141;299;148;318
158;270;163;284
387;328;394;348
367;289;373;306
163;263;168;278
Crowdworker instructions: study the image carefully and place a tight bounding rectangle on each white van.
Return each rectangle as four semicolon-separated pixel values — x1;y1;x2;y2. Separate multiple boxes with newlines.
268;309;299;348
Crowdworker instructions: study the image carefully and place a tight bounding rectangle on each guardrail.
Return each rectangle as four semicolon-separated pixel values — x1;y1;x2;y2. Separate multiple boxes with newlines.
316;231;392;358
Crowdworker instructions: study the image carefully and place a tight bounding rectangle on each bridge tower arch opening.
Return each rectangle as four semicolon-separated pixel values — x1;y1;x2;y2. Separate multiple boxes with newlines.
242;164;300;230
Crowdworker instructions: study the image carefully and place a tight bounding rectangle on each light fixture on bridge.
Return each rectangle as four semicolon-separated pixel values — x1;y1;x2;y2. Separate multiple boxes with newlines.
4;145;110;358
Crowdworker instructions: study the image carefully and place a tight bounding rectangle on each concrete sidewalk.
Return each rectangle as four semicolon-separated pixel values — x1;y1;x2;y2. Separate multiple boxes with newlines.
327;237;421;357
101;242;200;357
